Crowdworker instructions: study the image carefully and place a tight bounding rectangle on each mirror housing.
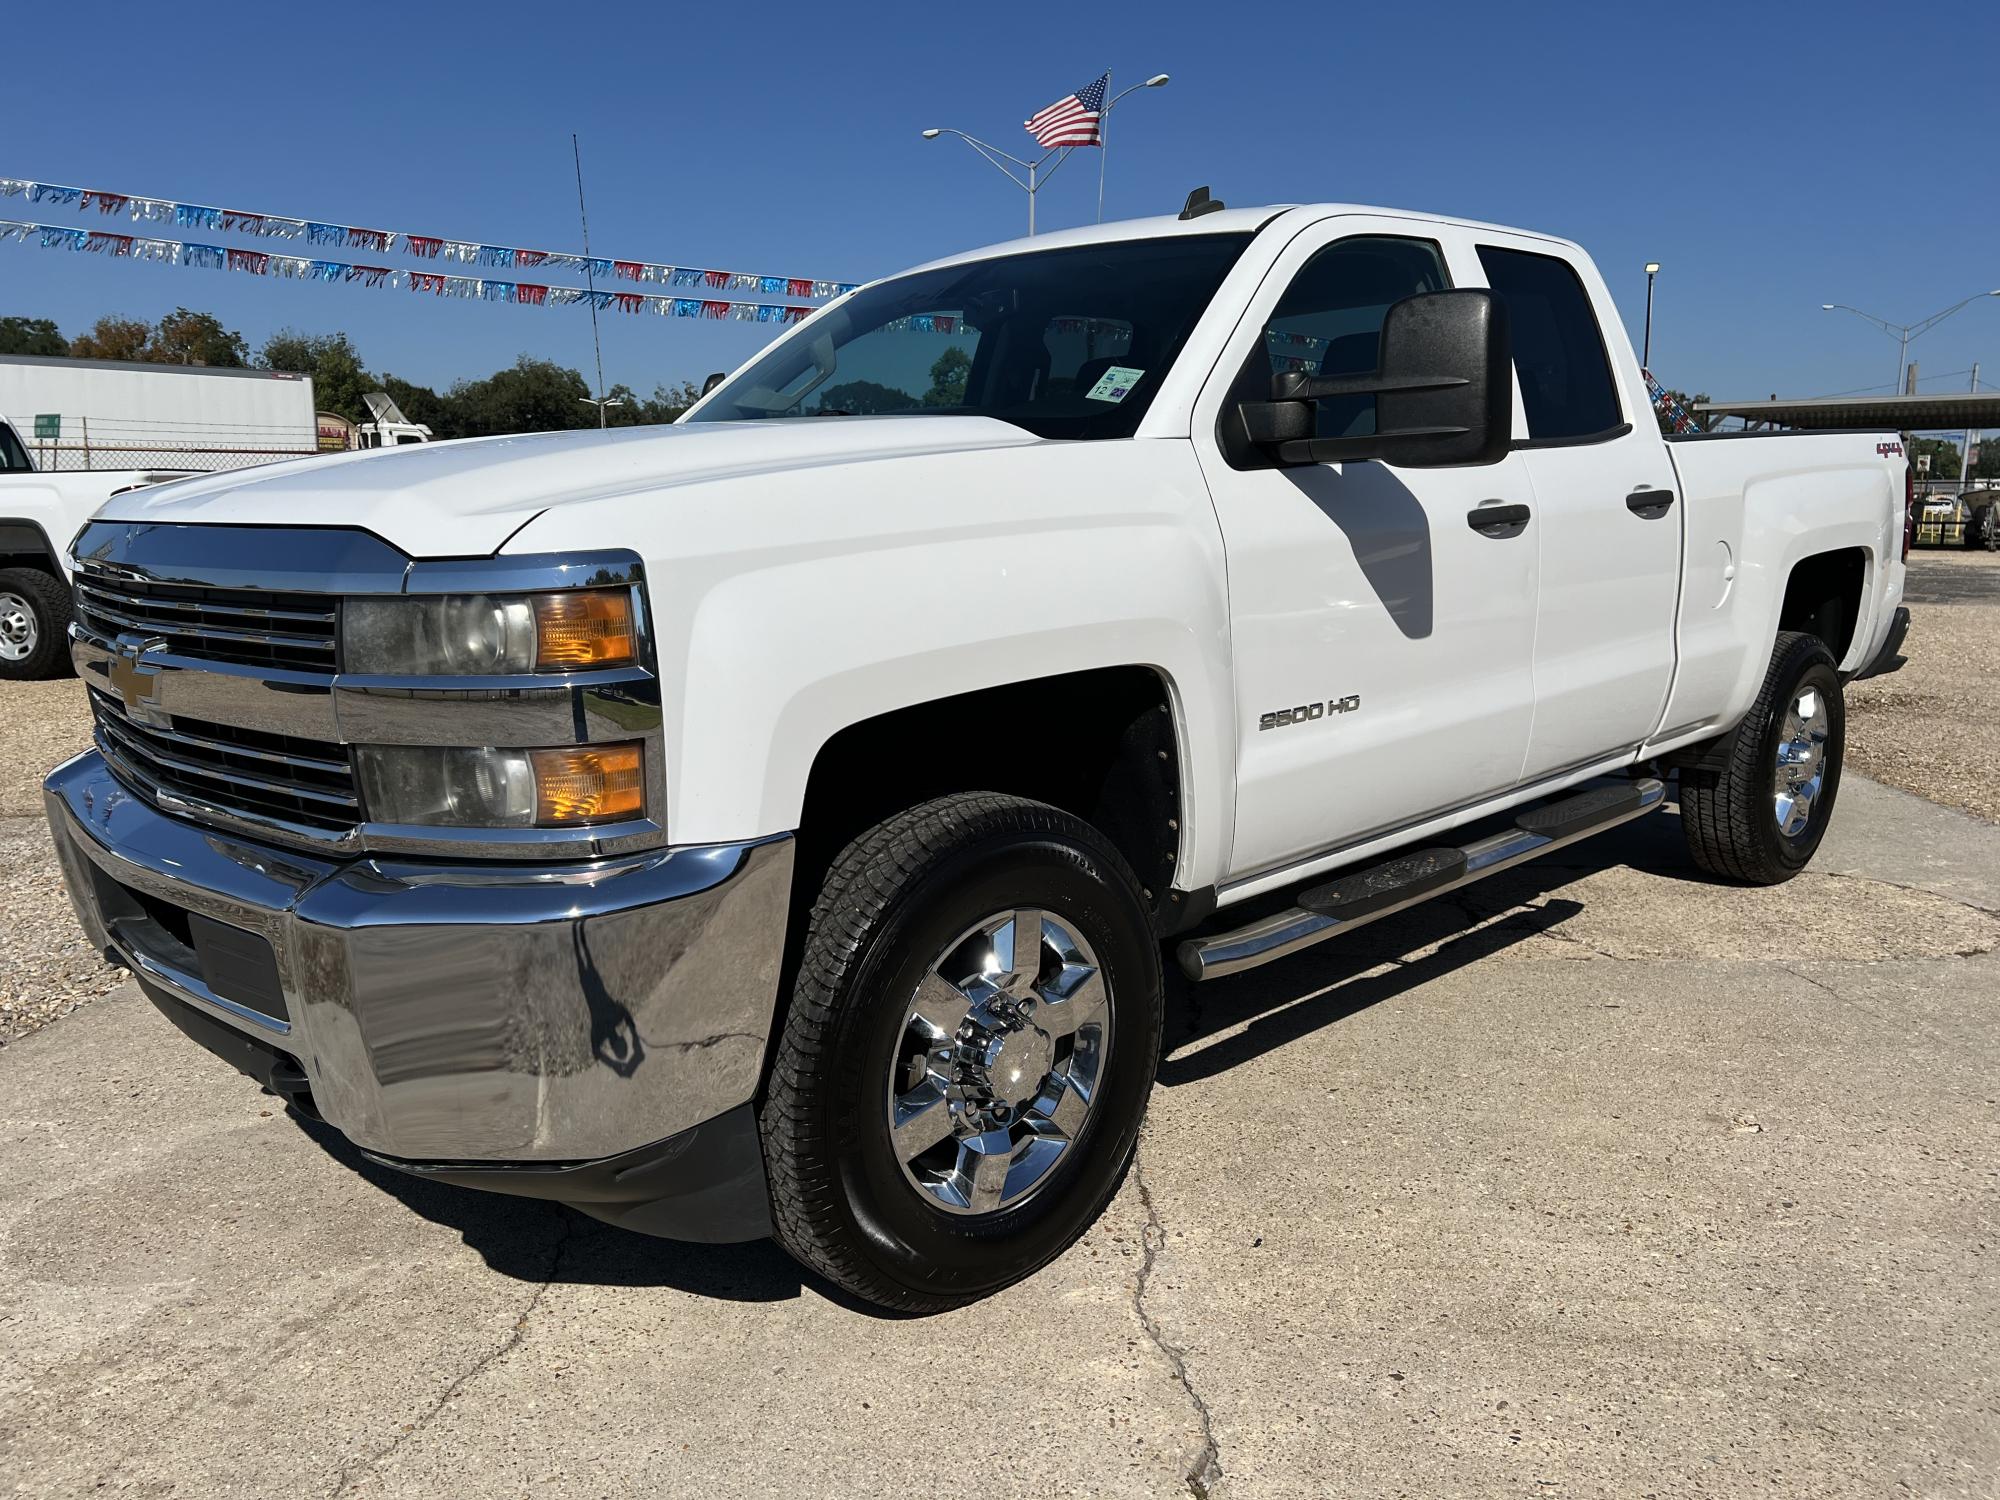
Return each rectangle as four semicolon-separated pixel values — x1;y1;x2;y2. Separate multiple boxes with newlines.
1240;289;1512;468
701;371;726;397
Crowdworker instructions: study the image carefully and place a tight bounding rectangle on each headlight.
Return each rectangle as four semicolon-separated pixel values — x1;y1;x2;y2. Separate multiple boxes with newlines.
355;743;646;828
343;590;636;675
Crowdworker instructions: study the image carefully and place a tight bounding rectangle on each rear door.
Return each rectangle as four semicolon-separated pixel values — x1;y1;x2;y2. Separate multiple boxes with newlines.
1191;217;1541;880
1470;239;1681;779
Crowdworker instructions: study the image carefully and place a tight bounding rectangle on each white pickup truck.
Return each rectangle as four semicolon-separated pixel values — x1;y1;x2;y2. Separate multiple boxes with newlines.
0;415;188;679
44;202;1911;1312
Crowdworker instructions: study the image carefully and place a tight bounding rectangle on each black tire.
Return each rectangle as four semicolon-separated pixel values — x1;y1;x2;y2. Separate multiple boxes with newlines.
0;566;74;681
761;792;1163;1313
1680;631;1844;884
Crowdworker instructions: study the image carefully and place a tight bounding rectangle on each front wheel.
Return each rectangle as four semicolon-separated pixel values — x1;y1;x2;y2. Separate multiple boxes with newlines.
1680;630;1845;884
0;567;74;681
760;793;1163;1312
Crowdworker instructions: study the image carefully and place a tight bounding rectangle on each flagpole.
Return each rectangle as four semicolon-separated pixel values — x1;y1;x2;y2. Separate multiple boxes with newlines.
1097;73;1172;223
1096;70;1111;225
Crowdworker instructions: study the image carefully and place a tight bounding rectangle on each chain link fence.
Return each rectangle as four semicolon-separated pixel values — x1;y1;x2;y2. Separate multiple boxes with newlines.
25;417;321;473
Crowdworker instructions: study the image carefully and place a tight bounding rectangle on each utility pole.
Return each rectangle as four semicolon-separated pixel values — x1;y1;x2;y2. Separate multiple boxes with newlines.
572;133;610;428
922;128;1070;236
1966;361;1981;485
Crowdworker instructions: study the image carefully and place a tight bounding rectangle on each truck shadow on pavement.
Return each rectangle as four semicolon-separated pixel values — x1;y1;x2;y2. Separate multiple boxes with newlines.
287;1115;819;1304
1159;804;1697;1087
287;805;1700;1306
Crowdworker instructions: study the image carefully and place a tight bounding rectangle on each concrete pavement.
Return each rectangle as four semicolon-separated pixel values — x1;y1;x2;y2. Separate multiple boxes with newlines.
2;774;1995;1498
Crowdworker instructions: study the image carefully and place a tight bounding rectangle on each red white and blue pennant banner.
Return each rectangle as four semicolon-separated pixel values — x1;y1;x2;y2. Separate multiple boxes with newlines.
0;221;817;324
1;177;859;300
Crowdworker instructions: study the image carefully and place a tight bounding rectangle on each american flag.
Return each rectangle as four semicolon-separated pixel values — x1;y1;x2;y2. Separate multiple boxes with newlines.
1025;72;1109;149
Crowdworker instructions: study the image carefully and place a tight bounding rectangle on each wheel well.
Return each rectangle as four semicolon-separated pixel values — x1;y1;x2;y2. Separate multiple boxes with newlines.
1777;548;1865;665
794;665;1185;926
0;521;57;575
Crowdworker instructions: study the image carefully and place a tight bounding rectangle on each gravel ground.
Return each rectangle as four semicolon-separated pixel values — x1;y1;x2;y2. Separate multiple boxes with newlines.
1847;550;2000;824
1;677;107;1045
2;550;1993;1049
0;676;92;817
0;817;125;1046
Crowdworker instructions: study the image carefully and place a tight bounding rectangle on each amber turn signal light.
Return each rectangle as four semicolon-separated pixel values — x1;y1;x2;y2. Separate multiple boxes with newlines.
530;743;645;825
533;590;636;669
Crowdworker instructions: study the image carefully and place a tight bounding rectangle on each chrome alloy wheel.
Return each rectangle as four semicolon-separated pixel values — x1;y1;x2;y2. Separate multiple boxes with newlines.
886;908;1110;1216
0;592;34;662
1772;685;1830;837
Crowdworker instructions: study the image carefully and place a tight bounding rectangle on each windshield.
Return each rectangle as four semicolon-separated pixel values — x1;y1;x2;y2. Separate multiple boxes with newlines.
686;232;1252;440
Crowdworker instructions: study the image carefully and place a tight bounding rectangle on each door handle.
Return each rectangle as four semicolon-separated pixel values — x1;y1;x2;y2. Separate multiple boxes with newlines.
1467;502;1531;534
1626;488;1675;517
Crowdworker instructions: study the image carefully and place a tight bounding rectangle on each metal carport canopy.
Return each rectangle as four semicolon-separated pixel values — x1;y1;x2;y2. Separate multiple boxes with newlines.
1695;392;2000;431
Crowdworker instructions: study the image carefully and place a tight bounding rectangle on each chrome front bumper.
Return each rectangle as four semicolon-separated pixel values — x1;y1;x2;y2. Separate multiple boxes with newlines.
44;748;793;1165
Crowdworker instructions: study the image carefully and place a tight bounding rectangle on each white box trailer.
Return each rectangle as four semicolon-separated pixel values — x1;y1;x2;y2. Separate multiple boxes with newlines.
0;354;319;472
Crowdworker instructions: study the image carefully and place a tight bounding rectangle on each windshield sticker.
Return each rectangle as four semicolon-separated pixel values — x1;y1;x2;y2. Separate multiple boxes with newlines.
1084;366;1145;403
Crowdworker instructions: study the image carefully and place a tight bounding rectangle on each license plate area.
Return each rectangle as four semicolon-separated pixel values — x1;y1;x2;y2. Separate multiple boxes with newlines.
87;864;289;1023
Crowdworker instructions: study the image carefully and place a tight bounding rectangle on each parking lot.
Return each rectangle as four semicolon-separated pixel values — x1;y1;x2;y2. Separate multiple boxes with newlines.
2;553;1996;1497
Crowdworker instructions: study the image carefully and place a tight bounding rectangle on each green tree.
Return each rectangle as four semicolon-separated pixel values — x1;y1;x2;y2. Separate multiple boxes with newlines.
922;346;971;408
260;330;374;423
1971;443;2000;483
68;315;153;362
0;316;65;356
816;380;919;415
379;375;456;438
447;355;595;437
647;379;704;422
1910;436;1963;481
150;307;248;367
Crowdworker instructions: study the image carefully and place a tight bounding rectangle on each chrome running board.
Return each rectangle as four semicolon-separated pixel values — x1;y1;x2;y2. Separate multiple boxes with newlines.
1178;778;1666;982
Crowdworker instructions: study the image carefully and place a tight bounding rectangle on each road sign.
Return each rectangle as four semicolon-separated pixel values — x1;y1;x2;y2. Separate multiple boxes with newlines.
32;414;60;439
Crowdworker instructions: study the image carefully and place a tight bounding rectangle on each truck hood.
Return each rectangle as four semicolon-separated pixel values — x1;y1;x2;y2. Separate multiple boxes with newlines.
92;417;1044;557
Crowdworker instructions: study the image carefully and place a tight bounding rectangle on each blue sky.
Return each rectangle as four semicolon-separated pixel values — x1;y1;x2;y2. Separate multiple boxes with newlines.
6;0;1996;406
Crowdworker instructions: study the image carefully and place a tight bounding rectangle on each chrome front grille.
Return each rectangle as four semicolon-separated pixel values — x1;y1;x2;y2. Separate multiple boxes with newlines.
89;687;360;835
73;562;339;673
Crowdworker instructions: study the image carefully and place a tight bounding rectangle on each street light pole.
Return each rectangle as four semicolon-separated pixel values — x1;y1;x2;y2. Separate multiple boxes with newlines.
921;127;1072;236
1096;72;1171;223
1821;291;2000;395
1642;262;1660;368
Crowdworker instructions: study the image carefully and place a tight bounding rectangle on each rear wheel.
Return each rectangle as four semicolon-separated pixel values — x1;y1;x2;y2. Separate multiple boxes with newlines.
1680;631;1844;884
760;793;1163;1312
0;567;73;681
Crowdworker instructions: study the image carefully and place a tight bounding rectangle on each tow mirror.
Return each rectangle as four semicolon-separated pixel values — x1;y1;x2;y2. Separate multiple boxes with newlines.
701;371;726;397
1240;289;1512;468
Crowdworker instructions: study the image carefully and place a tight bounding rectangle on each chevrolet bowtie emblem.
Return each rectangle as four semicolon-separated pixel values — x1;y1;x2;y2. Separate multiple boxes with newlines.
108;638;170;728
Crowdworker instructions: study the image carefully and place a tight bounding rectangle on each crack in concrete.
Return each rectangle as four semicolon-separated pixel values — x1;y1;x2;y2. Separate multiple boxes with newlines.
1809;867;2000;920
1131;1129;1223;1499
326;1205;573;1497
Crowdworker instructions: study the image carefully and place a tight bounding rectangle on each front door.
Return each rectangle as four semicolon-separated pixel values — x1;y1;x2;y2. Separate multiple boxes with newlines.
1192;218;1541;882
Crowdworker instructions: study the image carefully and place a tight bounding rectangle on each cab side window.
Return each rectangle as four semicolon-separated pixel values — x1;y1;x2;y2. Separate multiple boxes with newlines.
1475;245;1623;443
1257;237;1450;440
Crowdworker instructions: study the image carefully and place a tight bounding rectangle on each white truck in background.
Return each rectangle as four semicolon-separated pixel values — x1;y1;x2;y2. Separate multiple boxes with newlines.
0;354;319;473
46;202;1910;1311
350;391;433;450
0;414;189;678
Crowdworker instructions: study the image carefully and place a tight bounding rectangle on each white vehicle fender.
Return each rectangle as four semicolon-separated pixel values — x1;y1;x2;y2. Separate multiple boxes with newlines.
1662;459;1893;744
505;440;1237;886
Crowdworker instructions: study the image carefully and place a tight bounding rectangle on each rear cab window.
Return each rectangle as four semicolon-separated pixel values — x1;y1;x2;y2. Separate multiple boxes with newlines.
1474;245;1625;445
